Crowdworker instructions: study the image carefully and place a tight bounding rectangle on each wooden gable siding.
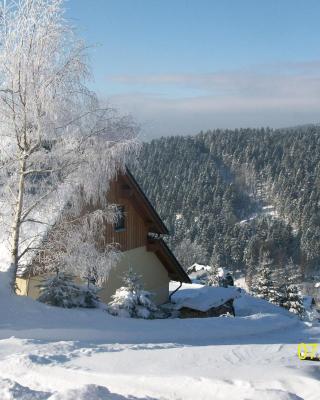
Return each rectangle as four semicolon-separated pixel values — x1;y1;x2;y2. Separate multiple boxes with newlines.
104;178;149;251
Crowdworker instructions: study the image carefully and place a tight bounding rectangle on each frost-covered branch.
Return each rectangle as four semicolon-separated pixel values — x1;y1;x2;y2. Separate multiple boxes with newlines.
32;209;121;287
0;0;140;289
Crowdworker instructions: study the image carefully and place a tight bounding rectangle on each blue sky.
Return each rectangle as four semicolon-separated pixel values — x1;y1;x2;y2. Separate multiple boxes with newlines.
67;0;320;138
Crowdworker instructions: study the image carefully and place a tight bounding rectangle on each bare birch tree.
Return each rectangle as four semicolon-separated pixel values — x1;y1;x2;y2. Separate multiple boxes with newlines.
0;0;139;288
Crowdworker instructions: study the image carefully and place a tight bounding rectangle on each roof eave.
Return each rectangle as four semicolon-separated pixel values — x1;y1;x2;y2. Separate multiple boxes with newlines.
147;238;191;284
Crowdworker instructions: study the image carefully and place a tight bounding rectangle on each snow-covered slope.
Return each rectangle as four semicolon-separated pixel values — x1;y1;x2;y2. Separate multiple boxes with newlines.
0;275;319;399
0;312;318;399
0;275;298;343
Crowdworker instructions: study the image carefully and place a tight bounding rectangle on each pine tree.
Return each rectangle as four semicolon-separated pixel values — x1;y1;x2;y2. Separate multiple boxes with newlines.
38;273;100;308
280;259;305;317
252;251;277;302
108;268;158;319
282;284;305;317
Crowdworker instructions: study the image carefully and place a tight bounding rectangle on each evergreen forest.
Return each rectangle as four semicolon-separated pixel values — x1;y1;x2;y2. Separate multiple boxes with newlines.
133;126;320;287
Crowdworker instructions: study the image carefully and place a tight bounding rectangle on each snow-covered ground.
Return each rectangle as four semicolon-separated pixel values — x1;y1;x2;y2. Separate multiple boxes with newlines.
0;272;319;399
239;204;279;225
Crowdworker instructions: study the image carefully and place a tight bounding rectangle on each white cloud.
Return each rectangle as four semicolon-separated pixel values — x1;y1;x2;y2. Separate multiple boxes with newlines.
105;61;320;138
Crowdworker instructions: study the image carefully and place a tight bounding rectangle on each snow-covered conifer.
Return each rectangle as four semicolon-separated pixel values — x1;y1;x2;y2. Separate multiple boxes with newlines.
251;251;276;302
282;284;305;317
108;268;158;318
37;273;99;308
278;259;305;317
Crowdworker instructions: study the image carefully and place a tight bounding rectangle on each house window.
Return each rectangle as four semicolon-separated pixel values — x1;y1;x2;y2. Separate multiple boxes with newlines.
114;205;125;231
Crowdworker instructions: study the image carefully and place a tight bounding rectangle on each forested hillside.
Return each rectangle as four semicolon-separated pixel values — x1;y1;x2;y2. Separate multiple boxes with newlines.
133;126;320;286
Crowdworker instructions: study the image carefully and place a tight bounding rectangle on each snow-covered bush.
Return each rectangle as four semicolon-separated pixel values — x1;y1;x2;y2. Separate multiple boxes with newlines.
38;274;100;308
107;269;158;318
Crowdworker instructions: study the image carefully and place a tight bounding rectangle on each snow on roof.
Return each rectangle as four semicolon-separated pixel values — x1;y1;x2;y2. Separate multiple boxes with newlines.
171;283;241;312
187;263;211;273
187;264;225;280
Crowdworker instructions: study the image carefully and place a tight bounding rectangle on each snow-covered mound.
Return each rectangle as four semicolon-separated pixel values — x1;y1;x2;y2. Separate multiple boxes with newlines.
0;378;50;399
234;291;293;317
50;384;133;400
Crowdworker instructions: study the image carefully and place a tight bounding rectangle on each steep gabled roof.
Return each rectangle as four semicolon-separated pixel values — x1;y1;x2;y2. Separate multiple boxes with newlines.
116;168;190;283
118;167;169;235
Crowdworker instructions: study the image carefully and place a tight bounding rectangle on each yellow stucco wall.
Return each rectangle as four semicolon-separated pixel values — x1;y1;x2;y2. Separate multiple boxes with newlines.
16;274;51;299
15;277;29;296
99;246;170;305
15;246;170;305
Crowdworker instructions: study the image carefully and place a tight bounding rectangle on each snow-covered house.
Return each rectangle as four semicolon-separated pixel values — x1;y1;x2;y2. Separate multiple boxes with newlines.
15;168;190;305
187;263;224;284
171;283;241;318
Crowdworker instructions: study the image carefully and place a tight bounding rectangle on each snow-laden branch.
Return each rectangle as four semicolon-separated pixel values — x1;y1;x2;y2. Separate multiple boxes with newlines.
0;0;140;289
32;209;122;287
